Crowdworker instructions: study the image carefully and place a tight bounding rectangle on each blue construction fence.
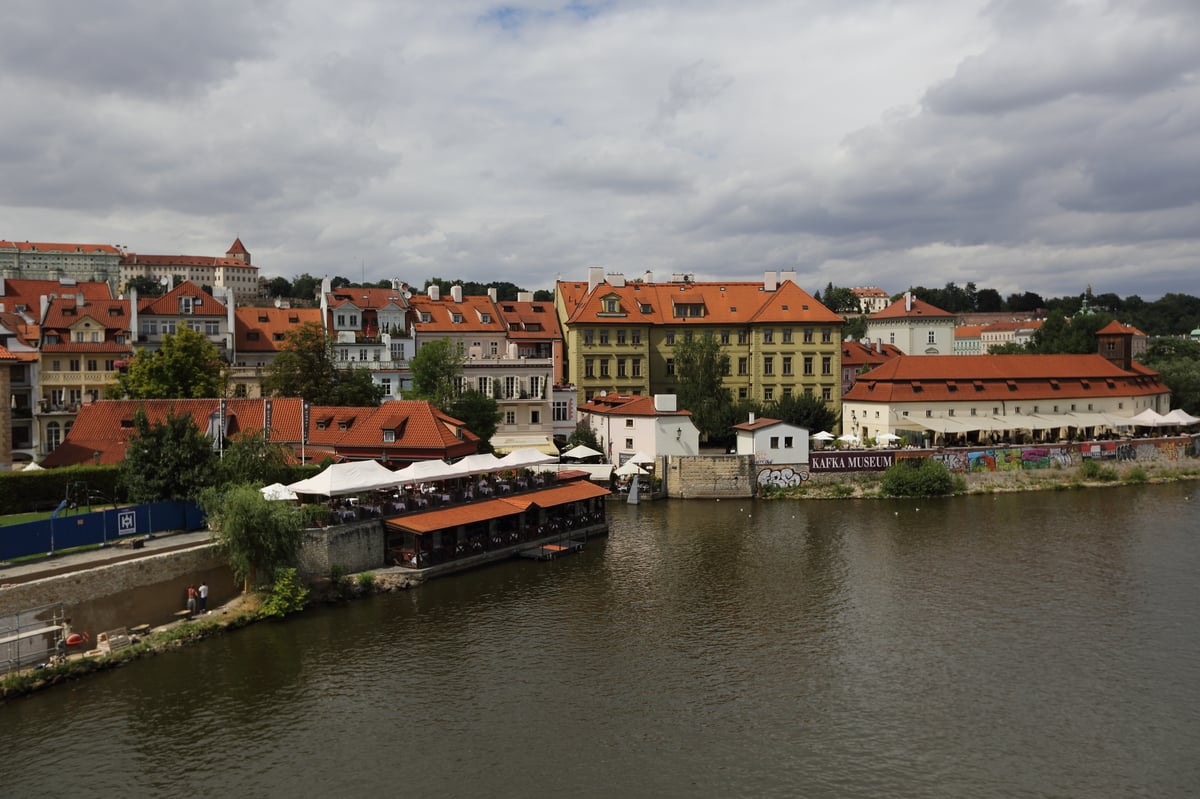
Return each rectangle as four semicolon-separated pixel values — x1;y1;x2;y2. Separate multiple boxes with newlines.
0;501;206;562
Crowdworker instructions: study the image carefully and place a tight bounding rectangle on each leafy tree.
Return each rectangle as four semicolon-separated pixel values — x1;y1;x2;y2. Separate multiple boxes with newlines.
332;367;385;406
843;315;868;341
1006;291;1045;313
671;334;732;441
881;458;956;497
989;342;1028;354
290;273;321;302
1140;337;1200;414
532;289;553;302
200;484;306;591
766;393;839;433
409;338;464;409
115;327;223;399
818;282;860;313
263;322;338;402
264;276;292;298
448;390;501;452
975;288;1003;312
126;275;166;296
1027;310;1114;354
218;431;294;487
122;406;219;502
566;420;602;452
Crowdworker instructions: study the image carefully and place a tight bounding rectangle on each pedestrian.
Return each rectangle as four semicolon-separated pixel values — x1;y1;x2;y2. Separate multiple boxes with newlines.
198;581;208;614
186;584;198;616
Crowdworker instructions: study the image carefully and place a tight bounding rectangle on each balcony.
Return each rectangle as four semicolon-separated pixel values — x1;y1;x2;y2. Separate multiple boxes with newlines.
40;370;114;385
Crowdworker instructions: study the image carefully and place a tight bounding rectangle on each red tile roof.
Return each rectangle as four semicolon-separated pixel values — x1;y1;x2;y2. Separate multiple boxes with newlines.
121;253;248;268
578;394;692;417
841;340;903;368
40;297;130;330
1;278;113;308
385;479;609;534
1097;320;1147;337
559;279;842;326
0;241;120;255
137;281;227;316
409;295;505;334
227;237;249;255
871;295;955;320
496;300;562;340
954;325;984;339
326;287;410;311
844;354;1167;404
732;416;783;431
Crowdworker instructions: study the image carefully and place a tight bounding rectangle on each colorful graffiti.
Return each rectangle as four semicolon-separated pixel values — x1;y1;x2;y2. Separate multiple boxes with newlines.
757;466;810;489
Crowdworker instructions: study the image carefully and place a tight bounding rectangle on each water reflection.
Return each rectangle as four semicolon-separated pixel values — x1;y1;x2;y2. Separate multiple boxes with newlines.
3;483;1199;798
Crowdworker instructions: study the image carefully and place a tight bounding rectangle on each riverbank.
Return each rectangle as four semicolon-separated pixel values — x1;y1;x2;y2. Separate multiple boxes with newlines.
770;458;1200;499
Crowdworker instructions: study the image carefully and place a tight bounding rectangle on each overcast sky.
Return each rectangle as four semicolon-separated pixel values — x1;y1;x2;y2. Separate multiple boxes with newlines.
4;0;1198;301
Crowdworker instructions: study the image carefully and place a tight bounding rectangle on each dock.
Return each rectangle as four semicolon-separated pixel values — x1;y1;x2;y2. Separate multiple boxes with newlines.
519;540;585;561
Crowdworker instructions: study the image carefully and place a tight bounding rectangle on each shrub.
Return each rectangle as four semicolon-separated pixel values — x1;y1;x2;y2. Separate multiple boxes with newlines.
880;458;955;497
1079;459;1102;480
1124;466;1148;484
330;563;351;598
260;568;309;617
356;572;376;591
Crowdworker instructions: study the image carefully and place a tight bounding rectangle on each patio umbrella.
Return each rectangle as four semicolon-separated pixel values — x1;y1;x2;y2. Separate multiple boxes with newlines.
837;433;860;443
876;433;902;442
812;431;835;441
561;444;603;460
628;451;655;465
614;461;648;476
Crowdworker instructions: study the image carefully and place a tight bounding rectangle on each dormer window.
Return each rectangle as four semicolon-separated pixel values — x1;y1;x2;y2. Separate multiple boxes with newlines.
480;313;492;323
452;313;463;323
420;312;431;323
383;430;396;443
180;296;194;314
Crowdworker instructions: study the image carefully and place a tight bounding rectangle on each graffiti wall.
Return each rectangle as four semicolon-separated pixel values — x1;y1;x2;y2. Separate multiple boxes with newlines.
756;465;810;489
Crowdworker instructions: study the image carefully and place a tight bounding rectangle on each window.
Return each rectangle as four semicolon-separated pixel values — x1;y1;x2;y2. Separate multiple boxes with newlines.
617;330;626;345
180;296;194;314
625;418;635;428
585;359;595;378
381;378;393;395
69;359;81;371
782;386;793;398
530;376;544;398
631;330;641;345
391;341;405;360
604;298;620;314
337;314;345;326
763;329;774;344
452;313;463;324
763;356;774;375
770;436;779;448
822;328;832;343
927;330;936;344
506;411;516;425
205;321;219;335
738;387;748;399
782;329;793;344
86;359;98;371
480;313;491;323
666;331;675;345
763;387;774;401
104;360;115;371
584;330;594;345
684;330;693;342
530;410;541;424
720;330;730;345
600;359;610;377
803;328;814;344
738;357;748;375
889;332;895;344
632;359;642;377
782;356;793;376
804;356;814;375
162;320;177;334
141;320;158;336
505;376;519;398
625;438;634;449
666;358;675;376
383;430;396;443
91;331;100;342
737;330;748;344
553;400;570;421
46;422;61;450
599;330;609;345
822;356;832;375
617;359;627;378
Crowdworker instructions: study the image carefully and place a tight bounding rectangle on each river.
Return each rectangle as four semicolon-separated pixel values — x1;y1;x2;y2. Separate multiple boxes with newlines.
3;483;1199;797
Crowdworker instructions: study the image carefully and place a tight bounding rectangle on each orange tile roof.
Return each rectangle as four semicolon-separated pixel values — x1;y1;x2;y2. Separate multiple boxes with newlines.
841;340;903;368
326;287;410;311
42;398;479;467
0;344;17;361
386;479;609;534
871;296;955;320
851;286;889;297
844;354;1167;404
732;416;783;431
1097;320;1147;337
954;325;984;339
40;297;130;330
121;253;248;268
137;281;227;316
578;394;692;417
1;278;113;308
227;237;248;255
409;295;505;334
234;306;322;352
559;279;842;326
496;300;562;340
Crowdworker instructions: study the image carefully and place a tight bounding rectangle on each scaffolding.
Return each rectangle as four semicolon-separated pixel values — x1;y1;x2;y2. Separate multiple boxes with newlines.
0;603;67;674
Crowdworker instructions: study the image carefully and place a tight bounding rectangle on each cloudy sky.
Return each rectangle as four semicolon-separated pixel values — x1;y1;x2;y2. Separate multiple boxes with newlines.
4;0;1198;301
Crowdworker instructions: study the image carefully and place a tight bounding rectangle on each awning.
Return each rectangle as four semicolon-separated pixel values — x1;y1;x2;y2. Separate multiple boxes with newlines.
386;480;610;534
489;433;559;456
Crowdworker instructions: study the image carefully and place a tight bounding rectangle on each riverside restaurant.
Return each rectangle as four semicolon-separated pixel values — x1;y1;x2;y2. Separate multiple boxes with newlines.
282;449;611;572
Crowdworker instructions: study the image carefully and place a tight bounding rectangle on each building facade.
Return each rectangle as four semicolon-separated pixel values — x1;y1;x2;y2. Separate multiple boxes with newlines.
120;238;260;303
0;241;122;294
865;292;956;355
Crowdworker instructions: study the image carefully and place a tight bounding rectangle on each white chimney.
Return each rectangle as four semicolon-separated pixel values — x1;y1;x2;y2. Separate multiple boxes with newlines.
608;273;625;288
517;291;533;302
653;394;678;412
588;266;605;291
428;285;440;301
643;270;653;284
749;411;756;424
905;291;912;312
488;287;498;302
450;284;463;303
76;291;86;307
764;271;777;292
780;270;797;286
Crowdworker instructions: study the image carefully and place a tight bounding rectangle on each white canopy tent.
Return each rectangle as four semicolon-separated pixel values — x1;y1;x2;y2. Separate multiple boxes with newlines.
260;483;299;501
496;448;558;469
1164;408;1200;425
1130;408;1172;427
628;451;655;465
614;461;648;477
392;459;457;485
452;453;506;475
812;431;836;441
287;460;399;497
560;444;603;460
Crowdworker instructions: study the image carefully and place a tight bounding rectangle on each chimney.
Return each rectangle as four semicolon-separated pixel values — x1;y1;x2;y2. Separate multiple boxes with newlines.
764;271;777;292
643;270;653;284
428;285;440;301
488;287;498;302
77;291;86;307
588;266;605;291
450;284;463;303
517;291;533;302
780;270;797;286
608;273;625;288
905;291;912;312
749;411;756;424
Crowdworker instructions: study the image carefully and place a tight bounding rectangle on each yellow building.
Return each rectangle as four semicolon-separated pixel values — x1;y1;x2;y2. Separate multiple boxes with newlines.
556;269;843;408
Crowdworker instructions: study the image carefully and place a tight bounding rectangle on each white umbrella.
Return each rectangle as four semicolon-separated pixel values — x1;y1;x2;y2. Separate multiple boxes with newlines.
812;431;835;441
260;482;298;501
496;448;558;468
837;433;860;443
561;444;603;460
614;461;648;477
876;433;902;442
628;451;655;465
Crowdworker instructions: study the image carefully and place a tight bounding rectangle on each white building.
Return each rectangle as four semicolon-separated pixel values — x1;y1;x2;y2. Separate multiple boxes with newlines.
733;415;810;464
865;292;956;355
576;393;700;464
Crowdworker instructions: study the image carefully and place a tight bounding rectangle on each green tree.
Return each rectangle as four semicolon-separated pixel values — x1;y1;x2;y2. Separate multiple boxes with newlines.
1027;310;1114;354
264;276;292;298
819;283;860;313
115;327;223;399
409;338;464;409
290;273;321;302
1140;337;1200;414
975;288;1004;312
843;315;868;341
672;334;732;441
218;431;294;487
126;275;166;296
332;367;385;406
448;390;501;452
122;406;219;502
766;393;839;433
200;484;306;591
565;420;602;452
263;322;339;403
989;342;1028;354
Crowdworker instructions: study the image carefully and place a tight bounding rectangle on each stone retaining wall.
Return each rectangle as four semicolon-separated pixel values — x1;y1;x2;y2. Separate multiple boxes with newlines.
666;455;757;499
296;521;385;578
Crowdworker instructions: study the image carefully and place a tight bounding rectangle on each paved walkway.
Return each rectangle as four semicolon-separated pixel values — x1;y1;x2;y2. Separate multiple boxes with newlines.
0;530;215;586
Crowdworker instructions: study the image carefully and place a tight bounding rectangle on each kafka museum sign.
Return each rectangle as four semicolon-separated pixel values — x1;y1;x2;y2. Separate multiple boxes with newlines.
810;451;896;472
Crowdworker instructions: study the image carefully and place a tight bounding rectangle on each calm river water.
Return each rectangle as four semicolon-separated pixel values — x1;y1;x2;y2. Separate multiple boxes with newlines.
3;483;1199;797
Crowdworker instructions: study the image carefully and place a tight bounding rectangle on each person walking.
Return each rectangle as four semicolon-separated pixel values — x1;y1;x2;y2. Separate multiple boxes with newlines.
198;581;209;614
186;584;198;616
